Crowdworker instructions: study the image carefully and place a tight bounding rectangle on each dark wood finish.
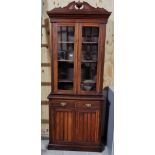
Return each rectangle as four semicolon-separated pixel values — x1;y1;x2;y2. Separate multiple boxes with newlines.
47;1;111;20
51;109;75;143
48;96;106;151
52;23;78;95
48;93;105;99
76;101;101;109
47;1;111;152
48;143;104;152
75;109;100;144
77;23;101;95
50;100;75;108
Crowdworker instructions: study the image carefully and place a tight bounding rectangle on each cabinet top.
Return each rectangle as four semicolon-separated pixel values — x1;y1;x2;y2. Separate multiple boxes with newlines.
47;1;111;20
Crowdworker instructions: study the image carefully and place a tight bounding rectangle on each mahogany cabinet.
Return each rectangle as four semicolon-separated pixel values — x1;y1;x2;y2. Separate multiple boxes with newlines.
47;1;111;152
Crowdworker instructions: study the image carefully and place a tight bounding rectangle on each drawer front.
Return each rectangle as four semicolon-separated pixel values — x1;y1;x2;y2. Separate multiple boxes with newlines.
76;101;101;109
50;100;75;108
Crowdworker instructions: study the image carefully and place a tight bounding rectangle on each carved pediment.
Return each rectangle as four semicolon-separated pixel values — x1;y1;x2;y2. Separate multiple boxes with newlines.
66;1;95;10
47;1;111;19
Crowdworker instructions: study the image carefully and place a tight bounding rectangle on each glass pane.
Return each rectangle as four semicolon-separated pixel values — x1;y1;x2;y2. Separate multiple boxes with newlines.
58;27;74;42
82;44;98;61
81;27;99;91
81;63;97;91
57;26;75;91
82;27;99;42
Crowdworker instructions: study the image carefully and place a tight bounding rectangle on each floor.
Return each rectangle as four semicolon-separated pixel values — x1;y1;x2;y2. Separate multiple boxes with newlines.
41;140;109;155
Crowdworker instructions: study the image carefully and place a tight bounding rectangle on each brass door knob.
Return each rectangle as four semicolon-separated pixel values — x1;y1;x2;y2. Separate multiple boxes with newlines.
60;102;67;106
85;104;91;108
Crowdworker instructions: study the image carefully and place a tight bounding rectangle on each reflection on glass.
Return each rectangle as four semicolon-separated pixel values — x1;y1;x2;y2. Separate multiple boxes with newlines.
58;26;74;42
82;27;99;42
82;44;98;61
81;27;99;91
58;26;74;61
57;26;75;91
81;63;97;91
58;43;74;61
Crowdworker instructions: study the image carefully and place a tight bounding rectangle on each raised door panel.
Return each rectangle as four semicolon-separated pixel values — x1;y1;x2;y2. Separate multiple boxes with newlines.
52;109;75;143
75;110;100;144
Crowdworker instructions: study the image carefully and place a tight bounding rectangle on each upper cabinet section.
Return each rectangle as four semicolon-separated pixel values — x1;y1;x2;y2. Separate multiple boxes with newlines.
47;1;111;95
47;1;111;23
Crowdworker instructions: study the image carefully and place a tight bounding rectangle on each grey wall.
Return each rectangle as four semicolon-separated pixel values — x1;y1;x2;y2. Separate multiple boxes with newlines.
105;87;114;155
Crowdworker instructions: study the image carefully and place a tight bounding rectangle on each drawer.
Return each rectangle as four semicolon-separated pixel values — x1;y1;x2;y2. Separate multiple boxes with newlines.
76;101;101;109
50;100;75;108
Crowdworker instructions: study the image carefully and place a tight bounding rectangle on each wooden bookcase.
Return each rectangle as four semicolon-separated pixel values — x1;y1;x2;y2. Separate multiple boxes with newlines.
47;1;111;152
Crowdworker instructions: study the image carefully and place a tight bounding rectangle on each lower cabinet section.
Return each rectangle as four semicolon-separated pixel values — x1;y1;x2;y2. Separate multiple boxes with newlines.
48;98;106;152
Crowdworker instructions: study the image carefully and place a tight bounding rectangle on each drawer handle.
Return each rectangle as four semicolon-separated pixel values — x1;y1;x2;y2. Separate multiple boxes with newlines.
60;102;67;106
85;104;91;108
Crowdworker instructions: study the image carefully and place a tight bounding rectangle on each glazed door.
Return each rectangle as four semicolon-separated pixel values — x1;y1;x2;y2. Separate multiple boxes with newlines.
75;109;101;144
52;109;75;143
77;24;102;94
53;23;78;94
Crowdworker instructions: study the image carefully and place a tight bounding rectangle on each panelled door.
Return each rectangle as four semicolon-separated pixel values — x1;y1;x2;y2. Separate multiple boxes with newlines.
77;23;102;95
52;23;104;95
75;109;101;144
51;108;75;143
52;23;78;94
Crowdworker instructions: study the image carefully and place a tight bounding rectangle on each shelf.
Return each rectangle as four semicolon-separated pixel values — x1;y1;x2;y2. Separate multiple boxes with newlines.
58;59;74;63
58;80;73;83
82;34;98;36
82;60;97;63
58;41;74;44
82;42;98;44
58;30;74;33
82;80;96;84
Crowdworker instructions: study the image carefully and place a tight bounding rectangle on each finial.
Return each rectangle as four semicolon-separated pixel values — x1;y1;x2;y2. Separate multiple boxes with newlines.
75;0;84;9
